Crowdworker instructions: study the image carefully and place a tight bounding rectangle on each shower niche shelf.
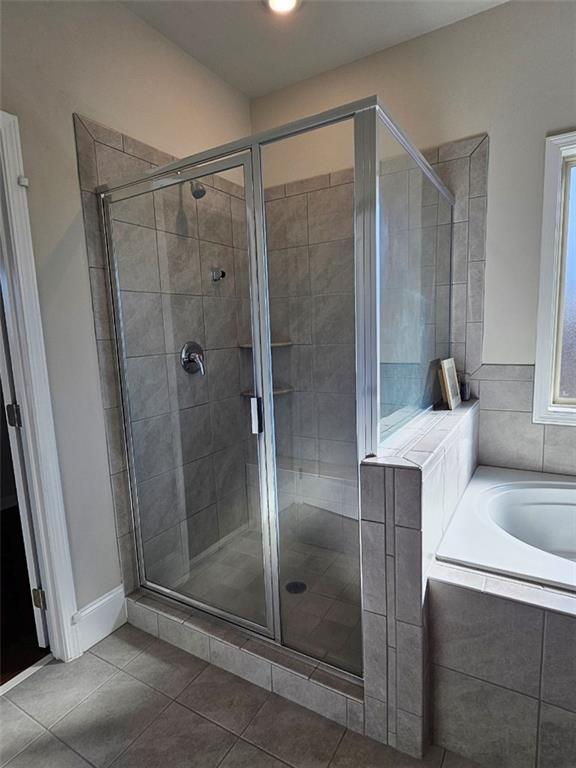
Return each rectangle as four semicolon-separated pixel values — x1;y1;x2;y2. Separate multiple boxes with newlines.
241;387;293;398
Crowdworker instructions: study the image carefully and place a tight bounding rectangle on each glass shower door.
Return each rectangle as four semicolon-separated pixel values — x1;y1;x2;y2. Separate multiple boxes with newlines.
260;120;363;675
104;154;274;633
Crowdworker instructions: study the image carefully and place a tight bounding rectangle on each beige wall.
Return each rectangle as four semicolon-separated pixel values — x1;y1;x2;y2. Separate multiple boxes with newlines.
0;1;251;608
252;1;576;365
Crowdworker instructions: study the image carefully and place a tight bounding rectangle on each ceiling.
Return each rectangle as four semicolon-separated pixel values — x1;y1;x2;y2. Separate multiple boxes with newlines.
126;0;507;98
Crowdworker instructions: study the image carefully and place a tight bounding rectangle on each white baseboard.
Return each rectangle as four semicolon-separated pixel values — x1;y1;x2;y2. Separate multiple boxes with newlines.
72;584;126;652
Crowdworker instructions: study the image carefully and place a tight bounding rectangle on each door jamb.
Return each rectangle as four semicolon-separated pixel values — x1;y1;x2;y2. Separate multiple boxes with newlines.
0;110;80;661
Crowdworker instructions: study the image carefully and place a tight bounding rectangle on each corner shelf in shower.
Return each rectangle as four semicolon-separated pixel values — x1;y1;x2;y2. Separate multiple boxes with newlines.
238;341;293;349
240;387;293;398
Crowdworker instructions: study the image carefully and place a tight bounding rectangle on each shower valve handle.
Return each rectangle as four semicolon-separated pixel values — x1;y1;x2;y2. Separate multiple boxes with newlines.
181;341;206;376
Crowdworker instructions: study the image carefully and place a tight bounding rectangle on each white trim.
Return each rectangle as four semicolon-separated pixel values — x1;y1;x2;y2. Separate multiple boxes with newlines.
0;111;81;660
0;653;53;696
534;131;576;426
72;585;126;652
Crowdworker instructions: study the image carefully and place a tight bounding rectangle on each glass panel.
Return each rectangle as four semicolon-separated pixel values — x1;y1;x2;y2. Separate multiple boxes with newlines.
107;161;270;629
261;120;362;675
556;160;576;402
378;120;452;440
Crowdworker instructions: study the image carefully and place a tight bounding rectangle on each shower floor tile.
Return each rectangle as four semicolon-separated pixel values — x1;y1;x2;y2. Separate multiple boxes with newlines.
155;503;362;675
3;627;459;768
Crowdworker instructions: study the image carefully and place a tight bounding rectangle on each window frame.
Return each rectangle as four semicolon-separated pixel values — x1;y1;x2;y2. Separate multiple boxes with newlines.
534;131;576;425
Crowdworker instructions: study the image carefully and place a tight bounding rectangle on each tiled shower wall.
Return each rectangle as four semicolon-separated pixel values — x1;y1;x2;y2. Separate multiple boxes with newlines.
377;135;487;430
264;171;358;511
431;135;488;377
75;114;170;595
378;153;450;421
110;173;255;589
74;115;256;594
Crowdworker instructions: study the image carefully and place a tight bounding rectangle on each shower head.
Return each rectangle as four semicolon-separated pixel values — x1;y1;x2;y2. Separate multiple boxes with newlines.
190;180;206;200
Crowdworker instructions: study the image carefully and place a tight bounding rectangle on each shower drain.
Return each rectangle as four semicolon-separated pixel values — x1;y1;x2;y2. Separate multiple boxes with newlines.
285;581;307;594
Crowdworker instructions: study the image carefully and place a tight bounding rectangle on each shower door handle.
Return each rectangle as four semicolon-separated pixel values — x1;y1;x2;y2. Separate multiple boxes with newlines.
250;397;263;434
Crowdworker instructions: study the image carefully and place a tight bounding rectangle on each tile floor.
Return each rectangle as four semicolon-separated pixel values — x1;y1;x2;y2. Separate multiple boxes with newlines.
0;624;479;768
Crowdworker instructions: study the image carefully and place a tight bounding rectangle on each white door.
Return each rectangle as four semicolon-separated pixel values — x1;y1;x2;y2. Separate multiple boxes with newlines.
0;290;48;647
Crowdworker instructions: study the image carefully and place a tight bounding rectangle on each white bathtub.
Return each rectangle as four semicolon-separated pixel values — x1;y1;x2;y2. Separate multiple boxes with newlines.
437;466;576;592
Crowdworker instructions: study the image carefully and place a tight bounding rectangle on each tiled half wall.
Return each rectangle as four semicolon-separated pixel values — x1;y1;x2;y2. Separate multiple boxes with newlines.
360;402;479;756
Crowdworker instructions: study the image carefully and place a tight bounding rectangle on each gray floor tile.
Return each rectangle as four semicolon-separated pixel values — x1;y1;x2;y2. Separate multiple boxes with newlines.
5;654;116;727
0;697;44;766
538;703;576;768
52;670;169;767
177;664;270;734
220;740;288;767
110;701;235;768
244;694;344;768
89;624;155;668
123;638;207;698
330;730;444;767
4;731;92;768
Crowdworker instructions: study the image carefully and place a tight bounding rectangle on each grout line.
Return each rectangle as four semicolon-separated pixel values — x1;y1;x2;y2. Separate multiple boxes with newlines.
0;723;46;768
5;663;123;737
326;724;348;768
214;735;241;768
534;612;548;768
44;667;126;732
433;661;540;701
90;691;173;767
47;730;102;768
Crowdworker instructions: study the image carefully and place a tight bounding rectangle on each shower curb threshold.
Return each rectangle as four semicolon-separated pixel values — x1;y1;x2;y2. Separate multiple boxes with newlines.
125;590;366;734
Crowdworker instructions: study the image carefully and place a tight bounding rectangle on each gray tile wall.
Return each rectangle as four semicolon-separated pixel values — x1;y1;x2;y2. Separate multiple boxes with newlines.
113;170;255;590
472;364;576;475
264;170;358;502
432;136;488;378
359;403;479;758
378;135;488;436
437;141;576;477
74;114;255;595
378;154;450;422
263;171;362;675
430;580;576;768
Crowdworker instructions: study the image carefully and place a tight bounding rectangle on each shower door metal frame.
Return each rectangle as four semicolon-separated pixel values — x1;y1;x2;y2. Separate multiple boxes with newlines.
97;95;455;649
101;151;279;638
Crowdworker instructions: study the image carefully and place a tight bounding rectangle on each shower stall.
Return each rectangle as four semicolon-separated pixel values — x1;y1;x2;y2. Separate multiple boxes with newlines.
98;97;453;678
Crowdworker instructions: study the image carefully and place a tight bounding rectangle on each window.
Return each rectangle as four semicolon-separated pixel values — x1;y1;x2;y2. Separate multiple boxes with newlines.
534;132;576;424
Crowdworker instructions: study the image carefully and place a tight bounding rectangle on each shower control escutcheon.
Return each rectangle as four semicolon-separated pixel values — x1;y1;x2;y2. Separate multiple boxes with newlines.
180;341;206;375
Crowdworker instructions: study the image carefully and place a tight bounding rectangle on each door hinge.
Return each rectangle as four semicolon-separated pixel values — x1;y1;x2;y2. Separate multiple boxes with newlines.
32;588;47;611
5;402;22;428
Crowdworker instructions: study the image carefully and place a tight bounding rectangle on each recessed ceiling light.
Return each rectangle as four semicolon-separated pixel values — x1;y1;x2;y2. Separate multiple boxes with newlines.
265;0;300;15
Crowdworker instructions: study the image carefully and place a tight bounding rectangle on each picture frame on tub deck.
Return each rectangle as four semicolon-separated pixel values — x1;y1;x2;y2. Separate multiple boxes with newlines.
439;357;461;410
